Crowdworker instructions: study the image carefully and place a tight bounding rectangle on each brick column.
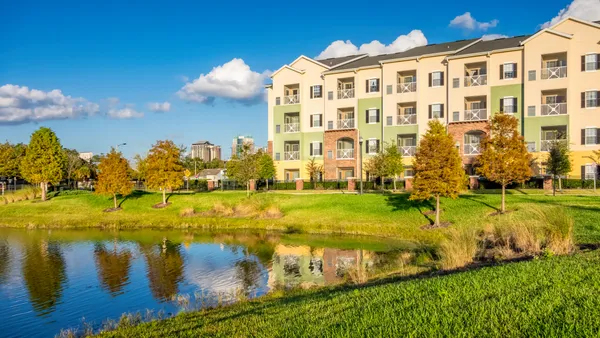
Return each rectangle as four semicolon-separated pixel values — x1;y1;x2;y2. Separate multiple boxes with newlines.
469;176;479;190
347;178;356;191
295;178;304;191
207;180;215;191
249;179;257;191
404;178;413;191
543;176;553;190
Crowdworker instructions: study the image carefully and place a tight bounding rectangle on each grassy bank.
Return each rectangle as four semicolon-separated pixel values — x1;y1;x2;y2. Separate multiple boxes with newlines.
97;250;600;337
1;190;599;244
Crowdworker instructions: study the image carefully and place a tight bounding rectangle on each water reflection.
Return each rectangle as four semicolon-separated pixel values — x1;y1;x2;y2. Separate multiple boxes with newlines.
0;240;9;284
140;239;185;301
22;240;67;316
94;242;132;296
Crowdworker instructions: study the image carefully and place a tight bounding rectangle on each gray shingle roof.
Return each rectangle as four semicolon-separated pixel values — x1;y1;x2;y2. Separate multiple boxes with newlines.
453;35;530;56
329;38;480;71
198;169;223;176
192;140;213;145
316;54;367;67
595;20;600;24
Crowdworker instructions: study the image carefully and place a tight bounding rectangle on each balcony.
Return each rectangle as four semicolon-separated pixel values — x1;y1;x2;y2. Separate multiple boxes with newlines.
541;103;567;115
464;74;487;87
464;109;487;121
337;88;355;99
397;81;417;93
540;139;567;152
541;66;567;80
397;114;417;125
398;146;416;157
284;122;300;133
464;143;481;155
336;118;355;129
284;94;299;105
284;151;300;161
337;149;354;159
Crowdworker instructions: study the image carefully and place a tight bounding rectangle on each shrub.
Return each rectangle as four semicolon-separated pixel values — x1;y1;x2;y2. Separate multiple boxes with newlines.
439;228;479;270
180;207;196;217
1;187;41;204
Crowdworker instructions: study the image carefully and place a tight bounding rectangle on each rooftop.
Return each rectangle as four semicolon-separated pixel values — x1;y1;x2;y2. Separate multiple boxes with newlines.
315;54;367;67
192;140;214;145
453;35;530;56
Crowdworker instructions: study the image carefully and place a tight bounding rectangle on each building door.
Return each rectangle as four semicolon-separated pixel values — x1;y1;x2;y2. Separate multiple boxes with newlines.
338;168;354;180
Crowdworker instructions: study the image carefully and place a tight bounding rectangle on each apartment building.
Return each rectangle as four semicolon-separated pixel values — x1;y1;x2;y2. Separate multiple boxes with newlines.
232;135;255;158
266;17;600;181
190;141;222;162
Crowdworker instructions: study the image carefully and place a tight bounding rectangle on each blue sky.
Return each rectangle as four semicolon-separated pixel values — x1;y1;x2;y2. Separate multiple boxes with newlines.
1;0;597;159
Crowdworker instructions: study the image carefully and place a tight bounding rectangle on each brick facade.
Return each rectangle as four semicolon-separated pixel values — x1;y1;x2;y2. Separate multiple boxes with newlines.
295;179;304;190
323;129;359;180
447;121;489;165
267;141;273;157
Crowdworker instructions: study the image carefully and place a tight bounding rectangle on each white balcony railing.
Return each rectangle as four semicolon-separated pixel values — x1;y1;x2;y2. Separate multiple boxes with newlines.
337;149;354;159
284;122;300;133
397;114;417;125
284;151;300;161
284;94;299;104
336;118;355;129
541;103;567;116
397;82;417;93
541;66;567;80
337;88;355;99
464;109;487;121
464;143;481;155
399;145;416;157
541;139;567;152
464;74;487;87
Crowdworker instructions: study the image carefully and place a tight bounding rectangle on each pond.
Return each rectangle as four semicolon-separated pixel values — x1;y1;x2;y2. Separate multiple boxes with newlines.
0;228;428;337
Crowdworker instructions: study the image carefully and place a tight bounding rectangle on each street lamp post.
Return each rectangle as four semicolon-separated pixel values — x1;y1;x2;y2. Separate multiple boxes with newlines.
359;136;363;195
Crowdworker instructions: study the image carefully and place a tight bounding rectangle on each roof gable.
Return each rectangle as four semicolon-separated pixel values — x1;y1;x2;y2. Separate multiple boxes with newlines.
520;28;573;45
270;65;305;78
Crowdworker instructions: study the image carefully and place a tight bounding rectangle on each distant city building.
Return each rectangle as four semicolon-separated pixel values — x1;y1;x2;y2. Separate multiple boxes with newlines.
232;135;255;158
191;141;221;161
79;152;93;162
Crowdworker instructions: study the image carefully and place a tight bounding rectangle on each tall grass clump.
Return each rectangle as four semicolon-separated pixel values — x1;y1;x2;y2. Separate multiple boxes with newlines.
2;187;41;204
533;207;574;255
439;228;479;270
202;195;282;219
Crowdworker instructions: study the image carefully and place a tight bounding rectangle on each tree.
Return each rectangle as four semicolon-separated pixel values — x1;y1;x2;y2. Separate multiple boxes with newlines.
364;152;386;190
146;140;184;205
257;150;276;190
140;240;184;301
94;243;132;296
0;142;26;178
74;165;92;189
305;157;324;189
477;113;532;211
226;144;258;196
546;138;572;196
132;154;148;181
20;127;66;201
63;148;84;189
95;149;134;209
22;240;66;315
382;142;404;191
410;120;464;227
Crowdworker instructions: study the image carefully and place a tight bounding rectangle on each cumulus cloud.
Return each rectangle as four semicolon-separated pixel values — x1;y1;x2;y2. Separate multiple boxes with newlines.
0;84;99;124
107;107;144;119
178;58;271;105
540;0;600;28
449;12;499;31
482;34;509;41
316;30;428;59
148;101;171;113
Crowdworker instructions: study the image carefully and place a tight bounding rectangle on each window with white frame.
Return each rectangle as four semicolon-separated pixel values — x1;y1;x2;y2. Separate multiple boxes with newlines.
310;142;322;156
503;97;515;113
585;164;596;179
367;79;380;93
431;72;442;87
585;128;597;145
504;63;516;79
311;85;322;99
585;91;599;108
367;109;378;123
404;168;414;178
367;139;379;154
431;104;442;119
585;54;598;71
311;114;322;127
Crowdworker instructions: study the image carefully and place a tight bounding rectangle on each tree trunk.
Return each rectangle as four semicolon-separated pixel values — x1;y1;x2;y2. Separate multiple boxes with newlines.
558;177;562;191
435;195;440;227
113;193;118;209
246;183;250;197
266;179;269;190
393;177;397;192
41;182;46;201
501;184;506;213
162;189;166;205
553;176;556;197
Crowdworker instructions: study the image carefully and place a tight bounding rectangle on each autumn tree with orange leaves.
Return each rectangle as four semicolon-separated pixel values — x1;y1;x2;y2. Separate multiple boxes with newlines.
146;140;184;206
95;148;133;210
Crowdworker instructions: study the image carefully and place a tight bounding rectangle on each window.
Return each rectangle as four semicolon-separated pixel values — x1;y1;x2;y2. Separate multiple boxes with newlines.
583;91;599;108
430;72;443;87
528;106;536;117
311;114;322;128
526;142;536;152
585;164;596;180
367;139;379;154
453;111;459;122
275;152;281;161
310;142;323;156
528;70;536;81
275;97;281;105
310;85;322;99
501;97;517;113
367;109;379;124
386;116;393;126
429;104;444;119
386;85;393;95
501;63;517;79
327;150;333;159
404;168;414;178
366;79;380;93
327;121;334;130
583;54;599;71
328;91;333;100
452;78;459;88
275;125;281;133
585;128;598;145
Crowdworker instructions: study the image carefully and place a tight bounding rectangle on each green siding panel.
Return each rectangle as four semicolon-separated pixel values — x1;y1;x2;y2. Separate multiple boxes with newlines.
490;84;523;131
302;132;325;159
523;115;569;151
357;98;382;157
383;125;419;144
273;104;301;156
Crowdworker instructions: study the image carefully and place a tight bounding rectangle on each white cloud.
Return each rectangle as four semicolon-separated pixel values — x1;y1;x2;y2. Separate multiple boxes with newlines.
540;0;600;28
0;84;99;124
316;30;427;59
482;34;509;41
449;12;499;31
177;58;271;105
107;107;144;119
148;101;171;113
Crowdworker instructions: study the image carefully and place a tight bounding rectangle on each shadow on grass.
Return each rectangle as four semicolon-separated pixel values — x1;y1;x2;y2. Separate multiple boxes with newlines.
385;194;435;225
118;190;153;208
459;195;500;212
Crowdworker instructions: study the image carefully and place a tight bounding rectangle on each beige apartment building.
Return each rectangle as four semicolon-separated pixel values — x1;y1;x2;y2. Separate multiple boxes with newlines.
266;17;600;181
190;140;221;162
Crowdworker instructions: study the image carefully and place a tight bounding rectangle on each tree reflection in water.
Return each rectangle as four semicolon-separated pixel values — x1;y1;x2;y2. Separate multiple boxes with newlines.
235;257;261;295
0;239;9;284
22;240;67;316
140;238;185;301
94;241;132;297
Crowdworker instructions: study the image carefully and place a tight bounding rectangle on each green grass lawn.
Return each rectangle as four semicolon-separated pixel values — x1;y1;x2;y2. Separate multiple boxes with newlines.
98;249;600;337
1;190;599;244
